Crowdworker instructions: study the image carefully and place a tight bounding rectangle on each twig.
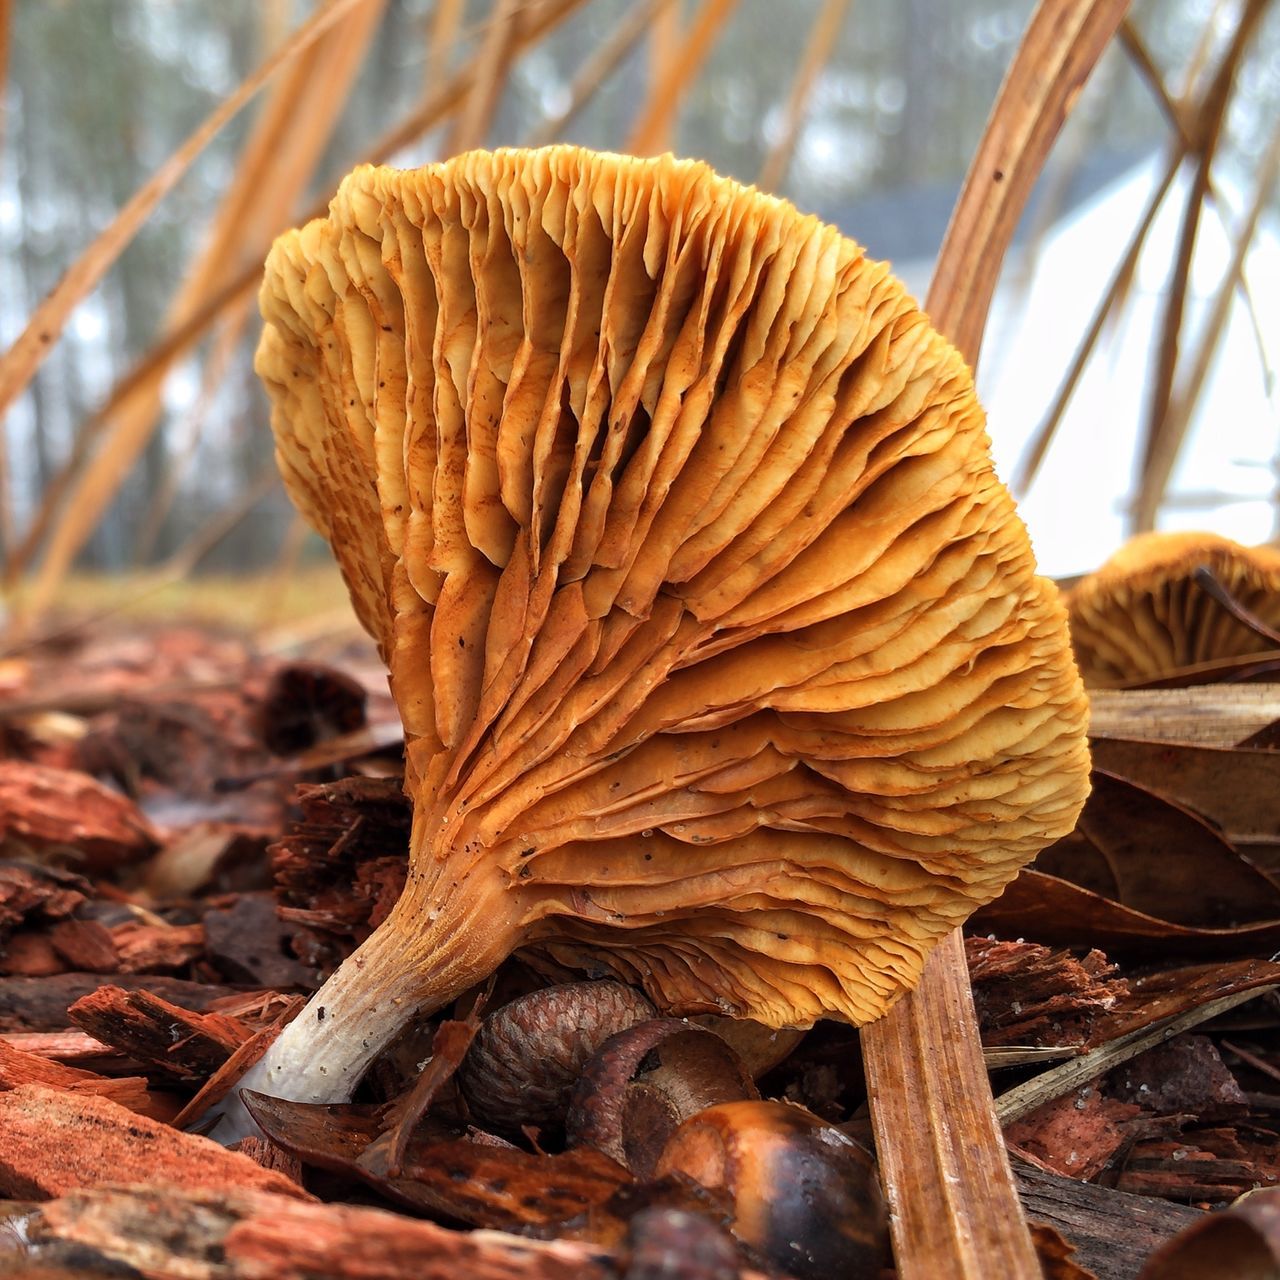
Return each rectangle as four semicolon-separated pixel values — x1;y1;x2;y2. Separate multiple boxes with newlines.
1158;121;1280;480
445;0;522;155
524;0;676;148
756;0;852;193
426;0;465;87
1013;148;1180;494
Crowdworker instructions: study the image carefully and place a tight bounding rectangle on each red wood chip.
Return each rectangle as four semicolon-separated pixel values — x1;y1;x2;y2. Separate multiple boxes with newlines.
0;1083;312;1200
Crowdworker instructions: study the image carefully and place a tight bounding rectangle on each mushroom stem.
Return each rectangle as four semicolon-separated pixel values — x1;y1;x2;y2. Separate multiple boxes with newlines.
208;813;524;1144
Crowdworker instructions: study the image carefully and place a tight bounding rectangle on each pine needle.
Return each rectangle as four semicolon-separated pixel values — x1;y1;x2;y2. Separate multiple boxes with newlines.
12;0;387;633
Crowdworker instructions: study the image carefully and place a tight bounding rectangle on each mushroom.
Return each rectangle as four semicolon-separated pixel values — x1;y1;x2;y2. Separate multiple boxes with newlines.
229;146;1089;1133
1067;531;1280;687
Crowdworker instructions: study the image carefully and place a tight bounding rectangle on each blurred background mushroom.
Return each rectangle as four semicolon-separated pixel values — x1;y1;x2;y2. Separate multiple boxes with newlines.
215;144;1089;1132
1068;531;1280;687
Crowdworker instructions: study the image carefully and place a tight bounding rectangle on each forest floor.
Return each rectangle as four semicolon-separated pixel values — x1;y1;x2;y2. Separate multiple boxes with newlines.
0;609;1276;1279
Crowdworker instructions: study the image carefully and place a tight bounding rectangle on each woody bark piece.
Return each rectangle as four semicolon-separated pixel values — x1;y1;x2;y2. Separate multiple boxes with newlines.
0;1085;311;1200
0;1030;118;1065
0;930;64;976
67;985;251;1081
1015;1160;1202;1280
110;921;206;973
47;921;119;974
0;763;157;872
0;862;88;936
230;1136;305;1186
172;996;304;1130
29;1184;703;1280
967;936;1127;1048
202;894;310;988
0;1038;155;1114
270;776;412;970
0;973;257;1033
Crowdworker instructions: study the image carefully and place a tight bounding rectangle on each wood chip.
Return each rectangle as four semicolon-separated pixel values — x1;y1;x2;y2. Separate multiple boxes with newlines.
0;762;157;871
31;1184;628;1279
0;973;260;1033
110;920;205;973
0;1038;155;1115
0;1085;312;1200
67;985;251;1081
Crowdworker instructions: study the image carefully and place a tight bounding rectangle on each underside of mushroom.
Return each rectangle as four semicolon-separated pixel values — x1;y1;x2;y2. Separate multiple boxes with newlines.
227;147;1090;1132
1068;530;1280;687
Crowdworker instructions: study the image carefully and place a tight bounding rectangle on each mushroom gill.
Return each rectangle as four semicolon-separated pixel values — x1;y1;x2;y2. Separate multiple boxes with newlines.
1067;531;1280;687
238;146;1089;1120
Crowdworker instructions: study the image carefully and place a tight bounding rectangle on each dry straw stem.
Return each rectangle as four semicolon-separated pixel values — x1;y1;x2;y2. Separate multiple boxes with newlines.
1013;146;1180;494
756;0;853;194
1087;684;1280;744
445;0;523;155
426;0;466;87
1119;15;1271;364
626;0;741;155
860;3;1130;1278
645;0;683;154
1160;122;1280;478
0;0;13;556
0;0;364;429
524;0;677;148
1012;6;1274;498
1134;0;1270;533
17;0;386;629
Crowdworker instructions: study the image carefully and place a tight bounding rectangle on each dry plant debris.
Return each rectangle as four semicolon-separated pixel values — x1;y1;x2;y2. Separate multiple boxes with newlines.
0;618;1276;1275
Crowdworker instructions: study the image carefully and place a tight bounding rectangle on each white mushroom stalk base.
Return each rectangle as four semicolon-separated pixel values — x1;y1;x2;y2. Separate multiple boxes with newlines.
206;861;522;1145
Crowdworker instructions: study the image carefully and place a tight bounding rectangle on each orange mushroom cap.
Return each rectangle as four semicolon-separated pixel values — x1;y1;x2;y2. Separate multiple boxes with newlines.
1067;531;1280;687
249;147;1088;1107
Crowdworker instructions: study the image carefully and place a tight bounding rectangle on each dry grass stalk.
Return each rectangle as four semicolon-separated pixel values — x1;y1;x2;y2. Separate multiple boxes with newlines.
524;0;676;147
1013;147;1181;493
445;0;523;155
5;0;593;622
16;0;387;630
922;0;1133;363
1133;0;1270;533
1120;16;1271;359
756;0;852;193
368;0;591;164
644;0;683;153
2;267;262;592
0;0;364;428
626;0;741;155
861;2;1131;1276
426;0;466;87
0;0;13;558
1159;121;1280;495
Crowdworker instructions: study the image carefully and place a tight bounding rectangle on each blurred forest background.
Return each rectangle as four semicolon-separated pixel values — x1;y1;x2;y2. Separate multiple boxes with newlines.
1;0;1278;623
